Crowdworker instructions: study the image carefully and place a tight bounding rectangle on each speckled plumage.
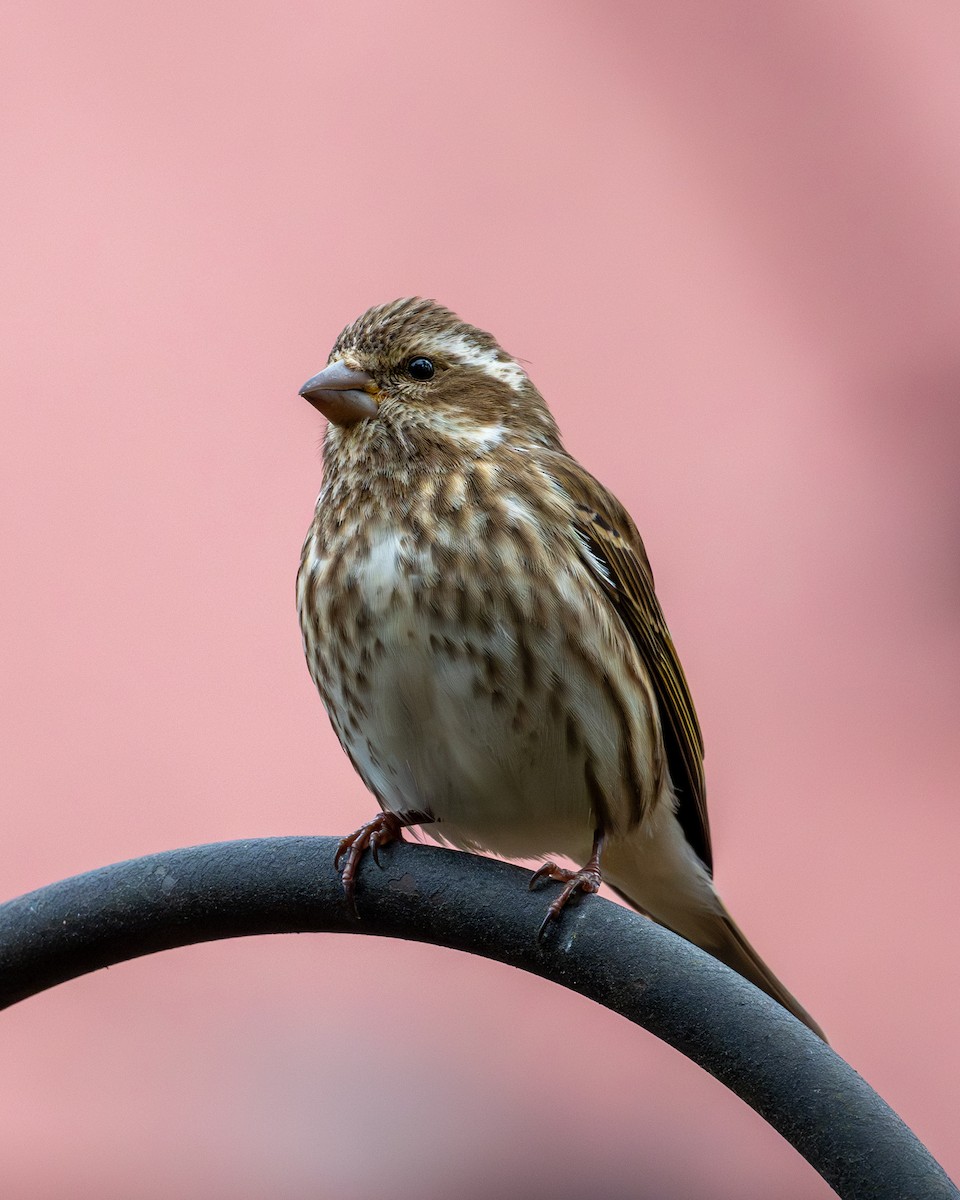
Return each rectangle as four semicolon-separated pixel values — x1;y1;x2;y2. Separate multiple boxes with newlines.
297;297;824;1039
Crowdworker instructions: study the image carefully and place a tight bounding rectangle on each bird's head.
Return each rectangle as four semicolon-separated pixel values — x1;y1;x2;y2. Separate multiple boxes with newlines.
299;298;560;455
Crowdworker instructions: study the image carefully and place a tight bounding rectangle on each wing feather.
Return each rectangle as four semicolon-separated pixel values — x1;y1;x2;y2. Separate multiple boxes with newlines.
544;453;712;874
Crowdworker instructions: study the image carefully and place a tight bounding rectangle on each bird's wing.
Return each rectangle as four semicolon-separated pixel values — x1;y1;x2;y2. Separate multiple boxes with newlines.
543;452;712;874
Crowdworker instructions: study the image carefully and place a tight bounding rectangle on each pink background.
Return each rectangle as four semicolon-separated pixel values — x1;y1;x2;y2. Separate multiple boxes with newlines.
2;2;959;1196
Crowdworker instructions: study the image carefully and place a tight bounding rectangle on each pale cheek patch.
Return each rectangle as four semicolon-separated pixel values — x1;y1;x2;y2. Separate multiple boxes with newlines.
455;421;507;450
427;332;529;393
415;411;507;450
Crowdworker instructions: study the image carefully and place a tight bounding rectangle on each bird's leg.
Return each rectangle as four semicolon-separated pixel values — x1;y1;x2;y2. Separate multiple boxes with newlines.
334;810;432;915
530;828;605;939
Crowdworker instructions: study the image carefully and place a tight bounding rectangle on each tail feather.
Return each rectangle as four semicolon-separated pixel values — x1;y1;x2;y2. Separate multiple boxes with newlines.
604;824;826;1041
687;900;827;1041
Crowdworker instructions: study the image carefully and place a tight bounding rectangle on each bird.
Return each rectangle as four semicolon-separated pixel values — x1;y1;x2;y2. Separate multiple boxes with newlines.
296;296;825;1040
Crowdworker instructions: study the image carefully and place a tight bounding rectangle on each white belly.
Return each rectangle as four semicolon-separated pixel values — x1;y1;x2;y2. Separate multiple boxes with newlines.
302;522;662;862
348;610;596;860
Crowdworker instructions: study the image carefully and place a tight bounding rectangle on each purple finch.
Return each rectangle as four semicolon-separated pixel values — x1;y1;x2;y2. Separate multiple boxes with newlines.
297;297;825;1040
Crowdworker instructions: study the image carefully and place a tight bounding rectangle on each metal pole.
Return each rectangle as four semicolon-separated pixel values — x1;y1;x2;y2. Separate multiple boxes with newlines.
0;836;954;1200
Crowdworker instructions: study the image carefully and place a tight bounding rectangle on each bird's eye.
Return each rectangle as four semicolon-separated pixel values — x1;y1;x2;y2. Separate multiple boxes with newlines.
406;356;435;381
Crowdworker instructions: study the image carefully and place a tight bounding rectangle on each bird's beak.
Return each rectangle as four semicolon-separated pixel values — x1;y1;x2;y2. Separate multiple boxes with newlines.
299;360;378;425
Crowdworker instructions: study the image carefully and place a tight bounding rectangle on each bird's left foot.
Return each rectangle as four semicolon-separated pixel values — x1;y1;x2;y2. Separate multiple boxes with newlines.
530;857;603;940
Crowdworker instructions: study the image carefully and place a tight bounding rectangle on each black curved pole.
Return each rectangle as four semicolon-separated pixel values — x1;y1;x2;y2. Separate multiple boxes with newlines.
0;836;954;1200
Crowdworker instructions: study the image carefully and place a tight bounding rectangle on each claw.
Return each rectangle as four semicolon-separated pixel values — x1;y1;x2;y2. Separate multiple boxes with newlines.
529;861;560;891
334;813;405;915
537;907;558;941
534;870;602;941
531;831;605;941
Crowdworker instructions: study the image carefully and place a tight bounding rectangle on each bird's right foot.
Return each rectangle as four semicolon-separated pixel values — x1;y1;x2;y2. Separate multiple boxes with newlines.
334;813;405;914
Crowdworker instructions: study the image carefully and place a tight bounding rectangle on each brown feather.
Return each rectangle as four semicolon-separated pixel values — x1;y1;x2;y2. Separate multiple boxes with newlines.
542;452;713;874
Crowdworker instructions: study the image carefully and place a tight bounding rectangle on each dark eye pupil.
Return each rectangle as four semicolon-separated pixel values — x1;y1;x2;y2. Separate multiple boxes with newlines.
407;356;435;381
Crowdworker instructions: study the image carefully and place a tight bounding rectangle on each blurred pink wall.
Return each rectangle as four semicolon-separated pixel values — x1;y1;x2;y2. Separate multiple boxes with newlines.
2;2;958;1196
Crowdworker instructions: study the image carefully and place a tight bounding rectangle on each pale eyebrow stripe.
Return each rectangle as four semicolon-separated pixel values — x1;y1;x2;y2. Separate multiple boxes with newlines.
426;332;528;393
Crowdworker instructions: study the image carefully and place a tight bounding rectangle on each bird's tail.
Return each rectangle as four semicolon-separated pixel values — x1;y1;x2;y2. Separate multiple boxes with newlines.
604;829;827;1042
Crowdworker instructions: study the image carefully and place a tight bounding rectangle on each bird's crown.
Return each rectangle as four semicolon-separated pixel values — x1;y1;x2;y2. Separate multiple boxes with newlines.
331;297;528;393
